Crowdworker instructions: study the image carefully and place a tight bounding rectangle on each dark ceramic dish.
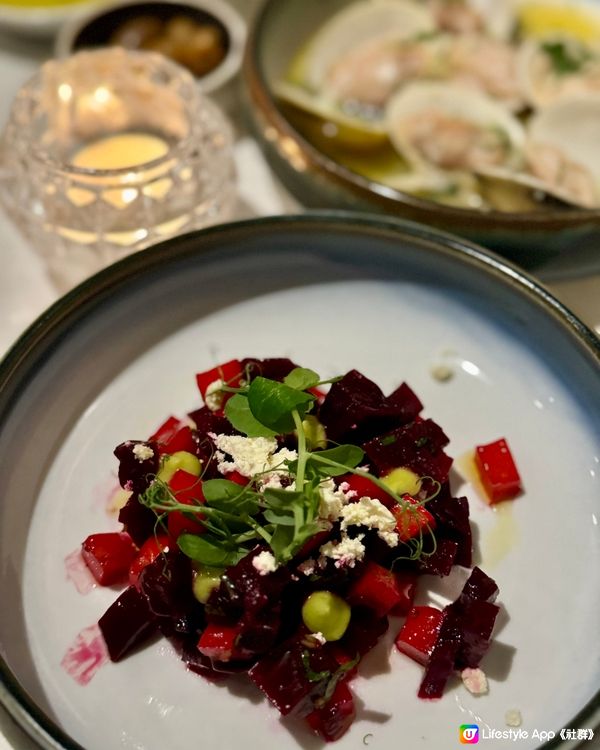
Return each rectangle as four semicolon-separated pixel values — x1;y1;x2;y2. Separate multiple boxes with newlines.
242;0;600;270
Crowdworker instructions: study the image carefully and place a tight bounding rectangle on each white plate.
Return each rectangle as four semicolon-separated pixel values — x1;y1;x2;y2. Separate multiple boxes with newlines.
0;215;598;750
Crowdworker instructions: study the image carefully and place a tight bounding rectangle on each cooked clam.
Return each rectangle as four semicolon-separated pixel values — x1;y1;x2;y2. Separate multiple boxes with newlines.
386;82;526;173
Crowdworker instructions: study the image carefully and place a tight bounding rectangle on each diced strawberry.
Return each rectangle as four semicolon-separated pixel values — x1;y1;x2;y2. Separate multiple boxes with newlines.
162;425;197;454
475;438;522;503
196;359;243;402
305;681;356;742
308;386;327;403
81;532;137;586
128;535;171;586
347;561;411;618
339;474;395;508
391;495;436;542
167;470;205;540
395;606;445;666
197;623;241;661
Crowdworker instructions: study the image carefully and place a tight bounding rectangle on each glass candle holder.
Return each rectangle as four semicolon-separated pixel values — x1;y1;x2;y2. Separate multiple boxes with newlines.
0;47;235;290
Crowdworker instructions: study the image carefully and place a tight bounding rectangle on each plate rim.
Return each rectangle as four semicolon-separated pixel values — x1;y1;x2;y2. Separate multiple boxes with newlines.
0;211;598;750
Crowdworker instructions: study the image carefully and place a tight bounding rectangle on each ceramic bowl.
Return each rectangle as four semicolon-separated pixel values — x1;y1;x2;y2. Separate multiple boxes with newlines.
242;0;600;270
0;213;598;750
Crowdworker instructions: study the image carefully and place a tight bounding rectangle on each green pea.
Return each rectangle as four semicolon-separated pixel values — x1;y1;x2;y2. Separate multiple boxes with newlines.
302;415;327;450
302;590;351;642
382;467;422;497
192;565;224;604
157;451;202;484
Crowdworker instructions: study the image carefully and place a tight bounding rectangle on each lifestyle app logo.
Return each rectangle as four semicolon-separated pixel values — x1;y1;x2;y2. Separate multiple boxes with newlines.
460;724;480;744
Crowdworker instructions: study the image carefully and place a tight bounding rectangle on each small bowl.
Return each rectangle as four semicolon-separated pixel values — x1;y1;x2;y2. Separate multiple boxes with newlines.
56;0;246;94
243;0;600;270
0;0;97;38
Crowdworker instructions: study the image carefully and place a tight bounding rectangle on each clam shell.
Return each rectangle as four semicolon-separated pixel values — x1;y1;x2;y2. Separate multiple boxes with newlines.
386;81;526;172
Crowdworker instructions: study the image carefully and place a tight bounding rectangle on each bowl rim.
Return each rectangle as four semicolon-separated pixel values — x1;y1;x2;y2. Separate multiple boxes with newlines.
243;0;600;229
54;0;247;94
0;212;598;750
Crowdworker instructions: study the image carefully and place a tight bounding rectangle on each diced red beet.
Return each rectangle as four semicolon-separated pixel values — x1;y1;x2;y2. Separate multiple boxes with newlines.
138;551;203;638
118;495;157;547
459;566;499;604
395;606;445;666
418;619;462;699
390;571;418;615
197;623;242;661
114;440;159;494
188;406;235;438
421;492;472;568
129;535;172;586
347;561;410;618
320;371;424;443
475;438;522;503
339;606;388;658
453;599;500;669
196;359;243;400
297;529;332;559
392;495;436;542
305;681;356;742
241;358;299;383
98;586;157;661
416;539;459;577
81;532;137;586
363;419;452;482
167;470;205;540
248;636;338;716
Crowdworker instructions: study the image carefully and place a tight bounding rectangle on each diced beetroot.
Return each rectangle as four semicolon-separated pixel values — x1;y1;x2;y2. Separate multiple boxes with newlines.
416;539;459;577
363;419;452;482
196;359;243;401
118;494;157;547
248;636;338;716
392;495;436;542
339;606;388;658
167;470;205;540
475;438;522;503
297;529;332;559
98;586;157;661
138;551;203;638
460;566;499;604
197;623;242;661
129;535;172;586
305;681;356;742
395;606;445;666
453;599;500;669
386;382;423;423
188;406;235;438
339;473;395;508
114;440;159;494
81;532;137;586
418;620;462;699
241;358;299;383
390;571;418;615
425;492;472;567
347;561;410;618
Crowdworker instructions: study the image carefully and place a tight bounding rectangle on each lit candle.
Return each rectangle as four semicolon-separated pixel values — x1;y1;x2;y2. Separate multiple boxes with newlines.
68;132;173;209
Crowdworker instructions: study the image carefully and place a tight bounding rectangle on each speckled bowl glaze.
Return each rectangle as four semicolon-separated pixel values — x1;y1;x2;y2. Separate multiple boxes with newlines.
242;0;600;270
0;214;598;750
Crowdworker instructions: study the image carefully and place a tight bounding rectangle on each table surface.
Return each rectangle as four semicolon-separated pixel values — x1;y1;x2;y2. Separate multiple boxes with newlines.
0;2;598;748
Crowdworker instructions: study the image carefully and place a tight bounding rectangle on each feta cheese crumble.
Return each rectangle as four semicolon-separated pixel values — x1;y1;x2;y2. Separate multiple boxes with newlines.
461;668;488;695
252;551;278;576
298;559;316;576
319;534;366;568
339;497;399;547
318;478;351;521
132;443;154;462
505;709;522;727
312;631;327;645
211;434;297;482
204;379;224;412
